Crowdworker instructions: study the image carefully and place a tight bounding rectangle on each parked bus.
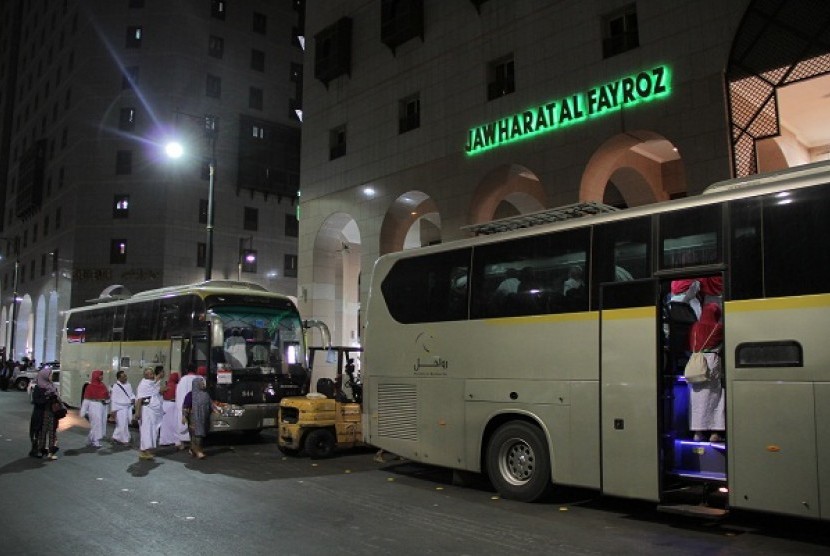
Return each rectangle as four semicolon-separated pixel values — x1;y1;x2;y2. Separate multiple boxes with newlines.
363;161;830;520
60;281;309;432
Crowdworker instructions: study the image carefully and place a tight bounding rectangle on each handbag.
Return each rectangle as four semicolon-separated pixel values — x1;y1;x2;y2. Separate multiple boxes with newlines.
683;327;717;384
51;398;68;419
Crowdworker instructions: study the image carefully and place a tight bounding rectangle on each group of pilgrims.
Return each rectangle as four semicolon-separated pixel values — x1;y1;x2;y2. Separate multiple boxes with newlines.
29;363;217;461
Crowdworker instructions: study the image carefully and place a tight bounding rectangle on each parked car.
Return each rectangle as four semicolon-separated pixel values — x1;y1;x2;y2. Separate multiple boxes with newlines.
27;367;61;401
12;366;39;392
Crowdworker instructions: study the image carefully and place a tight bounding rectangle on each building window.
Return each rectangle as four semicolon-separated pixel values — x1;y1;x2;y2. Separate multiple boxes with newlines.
211;0;226;20
126;26;143;48
122;66;139;90
52;249;59;272
285;213;299;237
110;239;128;264
329;125;346;160
252;125;265;139
208;35;224;58
380;0;424;54
253;12;267;34
114;194;130;218
240;249;257;273
30;260;35;280
602;4;639;58
206;74;221;98
249;87;263;110
398;93;420;133
487;54;515;100
314;18;352;87
244;207;258;231
251;49;265;72
284;254;298;278
119;107;135;131
197;242;206;268
199;199;208;224
116;150;132;175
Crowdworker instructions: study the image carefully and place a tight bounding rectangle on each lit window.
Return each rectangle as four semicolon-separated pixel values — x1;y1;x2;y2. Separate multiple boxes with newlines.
114;195;130;218
126;26;142;48
110;239;127;264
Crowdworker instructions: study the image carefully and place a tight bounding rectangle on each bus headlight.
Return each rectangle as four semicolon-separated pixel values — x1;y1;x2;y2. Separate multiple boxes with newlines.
220;404;246;418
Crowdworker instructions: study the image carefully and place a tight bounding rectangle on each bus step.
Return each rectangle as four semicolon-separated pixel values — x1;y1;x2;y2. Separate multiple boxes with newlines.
657;504;728;520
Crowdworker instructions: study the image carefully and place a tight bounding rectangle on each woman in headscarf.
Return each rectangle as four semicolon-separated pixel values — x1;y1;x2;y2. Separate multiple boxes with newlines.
79;370;110;448
29;365;60;459
159;371;180;447
688;303;725;443
182;377;216;459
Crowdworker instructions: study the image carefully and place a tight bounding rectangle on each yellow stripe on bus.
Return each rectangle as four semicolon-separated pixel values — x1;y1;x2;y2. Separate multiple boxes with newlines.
726;293;830;313
601;307;654;320
484;311;599;326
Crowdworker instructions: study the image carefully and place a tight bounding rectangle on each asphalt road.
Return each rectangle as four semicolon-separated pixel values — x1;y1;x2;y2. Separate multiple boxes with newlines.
0;390;828;555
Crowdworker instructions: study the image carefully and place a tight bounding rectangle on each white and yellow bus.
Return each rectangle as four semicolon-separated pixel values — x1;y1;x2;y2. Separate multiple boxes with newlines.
363;161;830;520
60;281;309;432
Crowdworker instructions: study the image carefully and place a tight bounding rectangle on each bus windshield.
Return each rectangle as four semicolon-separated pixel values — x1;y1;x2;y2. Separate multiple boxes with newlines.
210;305;305;371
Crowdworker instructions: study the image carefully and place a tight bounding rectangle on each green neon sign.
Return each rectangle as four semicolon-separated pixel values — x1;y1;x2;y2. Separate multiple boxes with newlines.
465;65;672;155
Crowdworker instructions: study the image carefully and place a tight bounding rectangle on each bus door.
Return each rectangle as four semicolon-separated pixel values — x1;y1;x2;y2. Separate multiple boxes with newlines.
168;336;184;373
599;279;660;501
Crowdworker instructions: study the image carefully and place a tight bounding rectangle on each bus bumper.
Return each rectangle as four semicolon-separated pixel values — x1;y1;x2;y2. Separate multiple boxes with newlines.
211;403;278;432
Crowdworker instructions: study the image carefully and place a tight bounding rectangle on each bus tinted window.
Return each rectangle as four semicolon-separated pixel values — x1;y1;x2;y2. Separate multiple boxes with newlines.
659;205;721;270
158;295;195;339
381;249;471;324
124;300;156;341
763;183;830;297
67;308;114;343
728;198;763;300
591;216;651;310
471;228;590;318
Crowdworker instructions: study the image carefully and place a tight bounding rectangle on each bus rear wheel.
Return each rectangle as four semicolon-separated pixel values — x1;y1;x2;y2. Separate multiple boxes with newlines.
486;421;552;502
304;428;336;459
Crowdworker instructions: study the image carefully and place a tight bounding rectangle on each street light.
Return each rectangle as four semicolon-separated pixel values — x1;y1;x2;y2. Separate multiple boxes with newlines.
166;113;218;281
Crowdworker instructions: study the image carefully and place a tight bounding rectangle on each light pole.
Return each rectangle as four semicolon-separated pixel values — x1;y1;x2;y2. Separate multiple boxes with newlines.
166;113;218;281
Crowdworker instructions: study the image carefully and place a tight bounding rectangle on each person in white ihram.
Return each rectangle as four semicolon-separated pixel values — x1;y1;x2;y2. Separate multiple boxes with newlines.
136;367;164;460
176;363;200;449
110;370;135;446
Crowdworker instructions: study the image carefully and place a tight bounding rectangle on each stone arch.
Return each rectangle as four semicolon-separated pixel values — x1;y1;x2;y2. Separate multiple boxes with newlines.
34;294;46;364
379;191;441;254
310;213;362;347
580;131;685;207
45;292;59;362
469;164;546;225
727;0;830;177
15;294;32;361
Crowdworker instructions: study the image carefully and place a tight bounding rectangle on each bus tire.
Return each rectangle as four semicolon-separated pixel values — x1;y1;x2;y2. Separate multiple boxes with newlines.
304;428;336;459
486;421;552;502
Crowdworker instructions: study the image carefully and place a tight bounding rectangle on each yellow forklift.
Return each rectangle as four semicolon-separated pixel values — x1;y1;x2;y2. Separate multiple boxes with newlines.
277;346;364;458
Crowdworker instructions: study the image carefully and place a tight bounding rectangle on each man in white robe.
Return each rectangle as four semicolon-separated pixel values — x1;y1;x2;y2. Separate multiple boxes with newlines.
136;367;163;460
176;363;199;446
110;370;135;445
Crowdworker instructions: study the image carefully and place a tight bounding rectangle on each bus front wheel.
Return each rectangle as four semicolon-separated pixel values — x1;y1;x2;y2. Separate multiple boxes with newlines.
486;421;552;502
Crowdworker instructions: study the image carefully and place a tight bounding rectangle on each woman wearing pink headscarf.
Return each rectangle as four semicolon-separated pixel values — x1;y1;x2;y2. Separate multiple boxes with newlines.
688;303;725;442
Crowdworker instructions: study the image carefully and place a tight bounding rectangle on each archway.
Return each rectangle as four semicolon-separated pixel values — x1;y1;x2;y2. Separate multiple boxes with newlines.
310;213;362;347
727;0;830;177
34;294;46;364
15;294;32;361
469;164;546;225
580;131;685;206
379;191;441;254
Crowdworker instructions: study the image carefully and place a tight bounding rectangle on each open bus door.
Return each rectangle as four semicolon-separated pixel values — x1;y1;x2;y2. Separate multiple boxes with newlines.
599;279;661;501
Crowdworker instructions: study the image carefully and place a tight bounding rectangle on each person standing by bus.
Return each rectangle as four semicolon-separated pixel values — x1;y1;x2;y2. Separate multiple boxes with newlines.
688;303;725;443
175;363;199;449
182;376;217;459
135;367;164;460
29;365;60;459
159;371;180;447
110;370;135;446
79;370;110;448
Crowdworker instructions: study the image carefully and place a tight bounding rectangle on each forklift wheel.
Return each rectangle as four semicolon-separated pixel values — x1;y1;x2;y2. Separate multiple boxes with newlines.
304;428;336;459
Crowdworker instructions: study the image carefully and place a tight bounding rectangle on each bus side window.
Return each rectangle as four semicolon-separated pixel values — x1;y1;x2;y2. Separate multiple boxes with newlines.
591;216;652;309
